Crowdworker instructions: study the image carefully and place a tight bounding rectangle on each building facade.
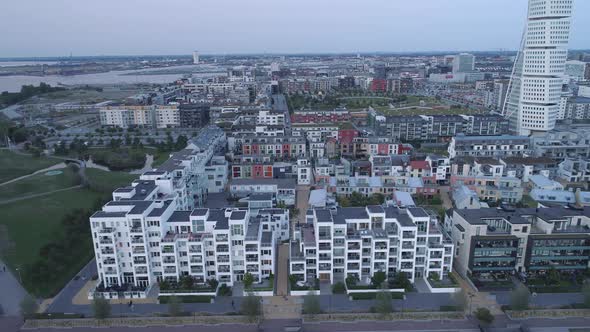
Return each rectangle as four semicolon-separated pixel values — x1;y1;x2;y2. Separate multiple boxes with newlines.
503;0;573;135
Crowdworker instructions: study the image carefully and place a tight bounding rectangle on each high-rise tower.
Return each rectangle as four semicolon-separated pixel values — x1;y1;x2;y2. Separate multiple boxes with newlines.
503;0;573;135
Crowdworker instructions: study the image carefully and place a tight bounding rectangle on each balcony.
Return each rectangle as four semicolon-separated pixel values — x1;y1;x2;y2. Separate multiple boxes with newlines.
162;246;175;253
133;257;147;265
99;238;112;245
135;267;148;274
163;258;176;264
131;237;144;244
103;259;116;265
132;247;146;254
130;227;143;234
99;228;114;234
190;258;203;264
101;248;114;255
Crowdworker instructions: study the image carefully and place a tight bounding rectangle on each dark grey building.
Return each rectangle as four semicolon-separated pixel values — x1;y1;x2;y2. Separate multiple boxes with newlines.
179;104;210;128
374;114;508;142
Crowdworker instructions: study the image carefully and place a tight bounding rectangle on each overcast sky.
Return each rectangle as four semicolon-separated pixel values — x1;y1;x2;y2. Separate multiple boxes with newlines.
1;0;589;57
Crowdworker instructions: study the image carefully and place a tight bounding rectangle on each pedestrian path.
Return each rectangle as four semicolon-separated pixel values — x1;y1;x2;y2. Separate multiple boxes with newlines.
276;243;289;296
263;296;301;319
0;259;28;316
454;272;504;315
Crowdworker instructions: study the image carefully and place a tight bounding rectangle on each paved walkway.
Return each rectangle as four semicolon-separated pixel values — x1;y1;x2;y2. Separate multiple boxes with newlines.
262;296;301;319
0;162;65;187
414;278;431;293
0;185;81;205
0;259;28;316
454;272;503;315
294;185;310;228
130;154;154;174
276;243;289;296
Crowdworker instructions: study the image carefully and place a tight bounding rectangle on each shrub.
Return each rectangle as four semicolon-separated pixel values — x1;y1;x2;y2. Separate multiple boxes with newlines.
510;283;530;311
371;271;387;288
303;292;321;316
91;297;111;319
20;295;38;319
167;296;182;317
218;284;232;296
332;282;346;294
474;307;494;325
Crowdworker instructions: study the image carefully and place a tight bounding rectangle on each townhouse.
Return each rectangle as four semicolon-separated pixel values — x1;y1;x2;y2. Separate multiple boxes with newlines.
290;206;454;284
238;135;307;159
444;205;590;279
291;108;351;124
448;135;532;158
450;157;523;204
229;178;297;206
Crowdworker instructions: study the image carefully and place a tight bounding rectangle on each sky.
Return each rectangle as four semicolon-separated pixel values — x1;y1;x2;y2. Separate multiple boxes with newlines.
1;0;589;57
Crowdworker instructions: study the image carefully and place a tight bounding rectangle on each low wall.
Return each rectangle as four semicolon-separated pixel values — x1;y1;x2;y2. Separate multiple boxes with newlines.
303;311;464;322
22;316;250;329
159;291;217;297
247;290;274;297
424;279;460;294
346;288;404;294
506;309;590;319
290;290;320;296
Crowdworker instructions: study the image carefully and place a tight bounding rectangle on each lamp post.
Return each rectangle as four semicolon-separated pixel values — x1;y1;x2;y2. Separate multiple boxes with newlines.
15;267;23;284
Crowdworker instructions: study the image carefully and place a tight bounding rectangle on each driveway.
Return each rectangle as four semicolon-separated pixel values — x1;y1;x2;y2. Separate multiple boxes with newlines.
276;244;289;296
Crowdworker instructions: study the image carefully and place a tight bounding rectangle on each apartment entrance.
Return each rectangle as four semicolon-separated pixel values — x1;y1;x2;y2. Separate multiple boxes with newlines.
319;273;330;281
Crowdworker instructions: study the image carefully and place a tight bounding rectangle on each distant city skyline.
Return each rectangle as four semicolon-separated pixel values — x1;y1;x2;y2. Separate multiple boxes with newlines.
1;0;589;57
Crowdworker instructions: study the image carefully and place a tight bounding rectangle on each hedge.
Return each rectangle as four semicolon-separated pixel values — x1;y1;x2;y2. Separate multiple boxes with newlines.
159;296;213;303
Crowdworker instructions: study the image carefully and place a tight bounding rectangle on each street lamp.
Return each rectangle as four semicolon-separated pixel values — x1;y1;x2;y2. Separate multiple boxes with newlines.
15;267;23;284
468;292;475;316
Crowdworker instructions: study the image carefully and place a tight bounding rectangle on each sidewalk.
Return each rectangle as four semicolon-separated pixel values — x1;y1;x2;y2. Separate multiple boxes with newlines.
0;259;28;316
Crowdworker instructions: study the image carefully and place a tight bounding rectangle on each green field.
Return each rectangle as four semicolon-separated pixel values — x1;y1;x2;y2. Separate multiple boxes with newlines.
378;106;482;116
0;150;60;183
0;166;80;201
0;168;136;297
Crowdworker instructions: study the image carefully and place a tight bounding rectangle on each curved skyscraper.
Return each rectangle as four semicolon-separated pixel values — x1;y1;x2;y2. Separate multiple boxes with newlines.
503;0;573;135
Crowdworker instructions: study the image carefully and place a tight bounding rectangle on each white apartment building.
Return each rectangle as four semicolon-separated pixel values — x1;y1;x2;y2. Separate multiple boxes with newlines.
452;53;475;73
257;110;285;126
90;200;283;298
504;0;572;135
204;156;229;194
290;206;454;284
99;105;181;129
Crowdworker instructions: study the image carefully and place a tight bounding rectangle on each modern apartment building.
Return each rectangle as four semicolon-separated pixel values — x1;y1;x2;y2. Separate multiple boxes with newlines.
290;206;454;284
450;157;524;204
374;114;508;141
531;126;590;160
91;201;282;298
503;0;573;135
448;135;531;158
99;105;182;129
291;109;351;124
452;53;475;73
444;205;590;278
229;178;297;206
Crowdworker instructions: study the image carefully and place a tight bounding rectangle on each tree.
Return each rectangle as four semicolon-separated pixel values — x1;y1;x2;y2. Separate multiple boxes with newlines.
167;296;183;316
474;307;494;325
19;295;38;318
510;283;530;311
392;272;412;291
241;294;262;323
332;282;346;294
375;288;393;317
429;272;440;281
546;267;561;285
582;282;590;308
180;275;194;290
452;289;468;312
91;297;111;319
243;272;254;289
303;292;321;316
207;278;219;290
371;271;387;289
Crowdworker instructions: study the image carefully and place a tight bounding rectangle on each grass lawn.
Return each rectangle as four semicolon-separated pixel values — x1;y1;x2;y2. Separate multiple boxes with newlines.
0;150;61;183
0;165;79;201
521;195;538;208
85;168;136;188
0;168;136;297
